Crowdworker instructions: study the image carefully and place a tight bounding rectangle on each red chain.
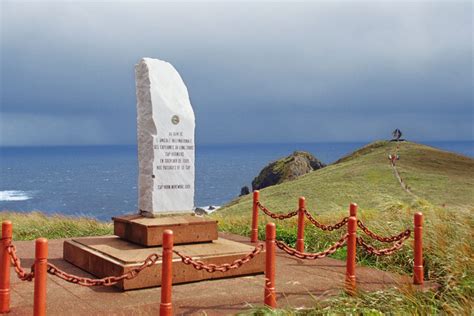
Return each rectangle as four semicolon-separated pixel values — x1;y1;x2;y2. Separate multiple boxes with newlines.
357;220;411;242
303;209;349;231
174;244;264;273
257;202;298;220
46;253;160;286
357;235;409;256
7;244;34;281
275;234;348;259
7;240;161;286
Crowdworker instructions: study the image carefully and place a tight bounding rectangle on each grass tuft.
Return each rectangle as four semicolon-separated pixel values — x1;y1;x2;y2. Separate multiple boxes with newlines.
0;211;112;240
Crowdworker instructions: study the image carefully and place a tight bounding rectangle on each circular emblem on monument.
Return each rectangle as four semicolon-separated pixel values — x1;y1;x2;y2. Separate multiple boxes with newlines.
171;115;180;125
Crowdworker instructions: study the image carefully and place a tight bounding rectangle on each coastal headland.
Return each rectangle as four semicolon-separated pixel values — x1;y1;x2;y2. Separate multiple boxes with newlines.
1;140;473;314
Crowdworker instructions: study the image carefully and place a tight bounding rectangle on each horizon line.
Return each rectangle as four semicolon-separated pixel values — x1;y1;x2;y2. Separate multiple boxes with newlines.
0;139;473;149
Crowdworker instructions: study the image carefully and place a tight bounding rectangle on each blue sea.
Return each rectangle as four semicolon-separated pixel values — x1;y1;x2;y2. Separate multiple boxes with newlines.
0;141;472;221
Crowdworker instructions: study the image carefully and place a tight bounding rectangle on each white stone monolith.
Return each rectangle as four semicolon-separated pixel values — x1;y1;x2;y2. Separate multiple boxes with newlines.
135;58;195;217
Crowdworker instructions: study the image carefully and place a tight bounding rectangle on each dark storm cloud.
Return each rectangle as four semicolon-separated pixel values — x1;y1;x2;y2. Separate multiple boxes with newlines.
1;0;472;146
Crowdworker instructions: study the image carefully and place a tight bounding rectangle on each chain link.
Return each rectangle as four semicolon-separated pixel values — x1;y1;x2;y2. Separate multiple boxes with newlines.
275;233;348;260
303;209;349;231
7;244;35;281
46;253;160;286
357;220;411;242
7;240;161;286
174;244;264;273
357;235;409;256
257;202;298;220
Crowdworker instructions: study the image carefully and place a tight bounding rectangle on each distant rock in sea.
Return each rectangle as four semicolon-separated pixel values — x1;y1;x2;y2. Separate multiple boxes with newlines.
240;186;250;196
251;151;325;191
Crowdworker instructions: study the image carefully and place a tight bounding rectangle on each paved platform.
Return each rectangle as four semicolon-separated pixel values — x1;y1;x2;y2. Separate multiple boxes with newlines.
3;233;412;315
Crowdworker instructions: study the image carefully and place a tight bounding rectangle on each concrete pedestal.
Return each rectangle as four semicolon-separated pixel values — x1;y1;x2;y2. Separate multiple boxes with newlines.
64;214;264;290
113;214;218;246
63;235;265;290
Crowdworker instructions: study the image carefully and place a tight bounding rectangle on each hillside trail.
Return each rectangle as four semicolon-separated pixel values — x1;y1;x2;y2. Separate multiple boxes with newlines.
388;142;418;199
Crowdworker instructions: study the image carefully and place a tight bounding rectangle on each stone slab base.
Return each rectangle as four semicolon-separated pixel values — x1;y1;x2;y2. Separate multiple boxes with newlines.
113;214;218;246
63;236;264;290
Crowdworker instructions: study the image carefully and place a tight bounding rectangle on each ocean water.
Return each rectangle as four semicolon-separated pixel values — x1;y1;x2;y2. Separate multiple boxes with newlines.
0;141;472;221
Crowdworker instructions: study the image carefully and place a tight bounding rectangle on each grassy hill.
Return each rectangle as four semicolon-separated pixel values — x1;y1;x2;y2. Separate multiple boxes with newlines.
215;141;473;219
212;140;473;314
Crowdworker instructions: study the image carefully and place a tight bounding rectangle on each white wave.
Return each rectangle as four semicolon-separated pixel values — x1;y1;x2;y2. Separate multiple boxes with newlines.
194;205;221;215
0;190;33;201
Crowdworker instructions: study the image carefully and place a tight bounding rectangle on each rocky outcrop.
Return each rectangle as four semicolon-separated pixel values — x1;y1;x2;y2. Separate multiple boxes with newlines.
251;151;325;191
240;186;250;196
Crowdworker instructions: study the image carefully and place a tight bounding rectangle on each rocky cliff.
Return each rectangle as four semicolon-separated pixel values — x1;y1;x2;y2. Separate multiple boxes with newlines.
251;151;325;190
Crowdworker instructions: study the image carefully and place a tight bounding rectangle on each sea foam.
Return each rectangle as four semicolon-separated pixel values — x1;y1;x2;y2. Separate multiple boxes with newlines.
0;190;33;201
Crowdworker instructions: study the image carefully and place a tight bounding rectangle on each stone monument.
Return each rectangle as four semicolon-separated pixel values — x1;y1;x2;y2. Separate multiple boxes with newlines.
113;58;215;246
135;58;195;216
63;58;264;290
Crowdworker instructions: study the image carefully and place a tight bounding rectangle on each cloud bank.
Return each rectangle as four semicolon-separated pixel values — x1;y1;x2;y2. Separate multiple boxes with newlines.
1;1;472;145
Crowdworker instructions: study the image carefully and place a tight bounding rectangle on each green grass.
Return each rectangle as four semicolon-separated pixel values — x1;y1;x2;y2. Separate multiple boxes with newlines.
236;211;473;315
0;211;112;240
213;141;474;314
216;141;473;219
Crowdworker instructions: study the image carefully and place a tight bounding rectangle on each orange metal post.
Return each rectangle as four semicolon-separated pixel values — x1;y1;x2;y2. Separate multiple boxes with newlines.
0;221;12;313
160;230;173;316
414;213;424;285
264;223;276;308
296;197;306;252
349;203;358;217
251;190;260;243
345;216;357;295
33;238;48;316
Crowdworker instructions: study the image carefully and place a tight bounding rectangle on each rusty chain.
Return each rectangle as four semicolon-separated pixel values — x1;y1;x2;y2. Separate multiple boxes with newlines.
174;244;264;273
357;220;411;242
357;235;409;256
275;233;348;260
257;202;298;220
46;253;160;286
303;209;349;231
6;244;35;281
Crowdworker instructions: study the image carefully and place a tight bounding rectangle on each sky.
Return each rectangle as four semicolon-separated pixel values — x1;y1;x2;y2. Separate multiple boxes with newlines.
1;0;472;146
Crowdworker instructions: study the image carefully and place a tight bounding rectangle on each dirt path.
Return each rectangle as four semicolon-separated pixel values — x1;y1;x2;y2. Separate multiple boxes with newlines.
390;161;417;198
4;233;413;316
388;142;417;198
